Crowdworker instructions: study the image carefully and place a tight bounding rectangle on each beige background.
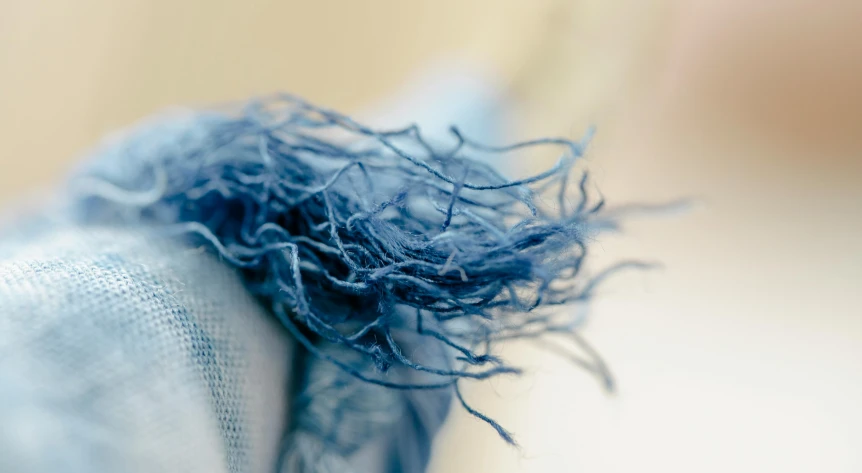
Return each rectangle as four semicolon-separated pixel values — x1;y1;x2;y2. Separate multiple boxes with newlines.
2;1;861;472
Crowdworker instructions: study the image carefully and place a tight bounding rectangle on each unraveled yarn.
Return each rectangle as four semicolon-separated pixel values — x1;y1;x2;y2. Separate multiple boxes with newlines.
68;94;632;468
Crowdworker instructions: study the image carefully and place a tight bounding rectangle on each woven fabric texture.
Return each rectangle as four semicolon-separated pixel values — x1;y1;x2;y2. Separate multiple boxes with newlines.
0;225;292;473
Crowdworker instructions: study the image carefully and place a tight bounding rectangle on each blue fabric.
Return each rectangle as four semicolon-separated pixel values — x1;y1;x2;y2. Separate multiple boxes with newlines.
0;67;623;472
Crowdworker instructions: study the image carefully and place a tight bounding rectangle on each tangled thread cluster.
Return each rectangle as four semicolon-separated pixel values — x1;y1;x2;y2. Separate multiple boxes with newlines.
76;95;637;443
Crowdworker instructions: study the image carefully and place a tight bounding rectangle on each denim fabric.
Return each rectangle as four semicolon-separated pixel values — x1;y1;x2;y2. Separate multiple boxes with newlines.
0;63;596;473
0;226;292;472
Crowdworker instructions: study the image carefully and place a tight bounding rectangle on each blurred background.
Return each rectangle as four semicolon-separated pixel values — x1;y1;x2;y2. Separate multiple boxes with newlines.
1;1;860;472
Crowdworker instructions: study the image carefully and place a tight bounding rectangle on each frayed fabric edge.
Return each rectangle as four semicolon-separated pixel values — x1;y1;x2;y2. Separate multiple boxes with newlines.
71;94;642;446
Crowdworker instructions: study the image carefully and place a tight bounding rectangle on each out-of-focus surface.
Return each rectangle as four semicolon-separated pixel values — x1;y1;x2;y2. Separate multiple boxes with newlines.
2;1;860;472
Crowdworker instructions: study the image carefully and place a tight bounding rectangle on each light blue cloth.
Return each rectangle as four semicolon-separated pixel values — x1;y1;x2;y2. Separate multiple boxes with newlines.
0;226;292;473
